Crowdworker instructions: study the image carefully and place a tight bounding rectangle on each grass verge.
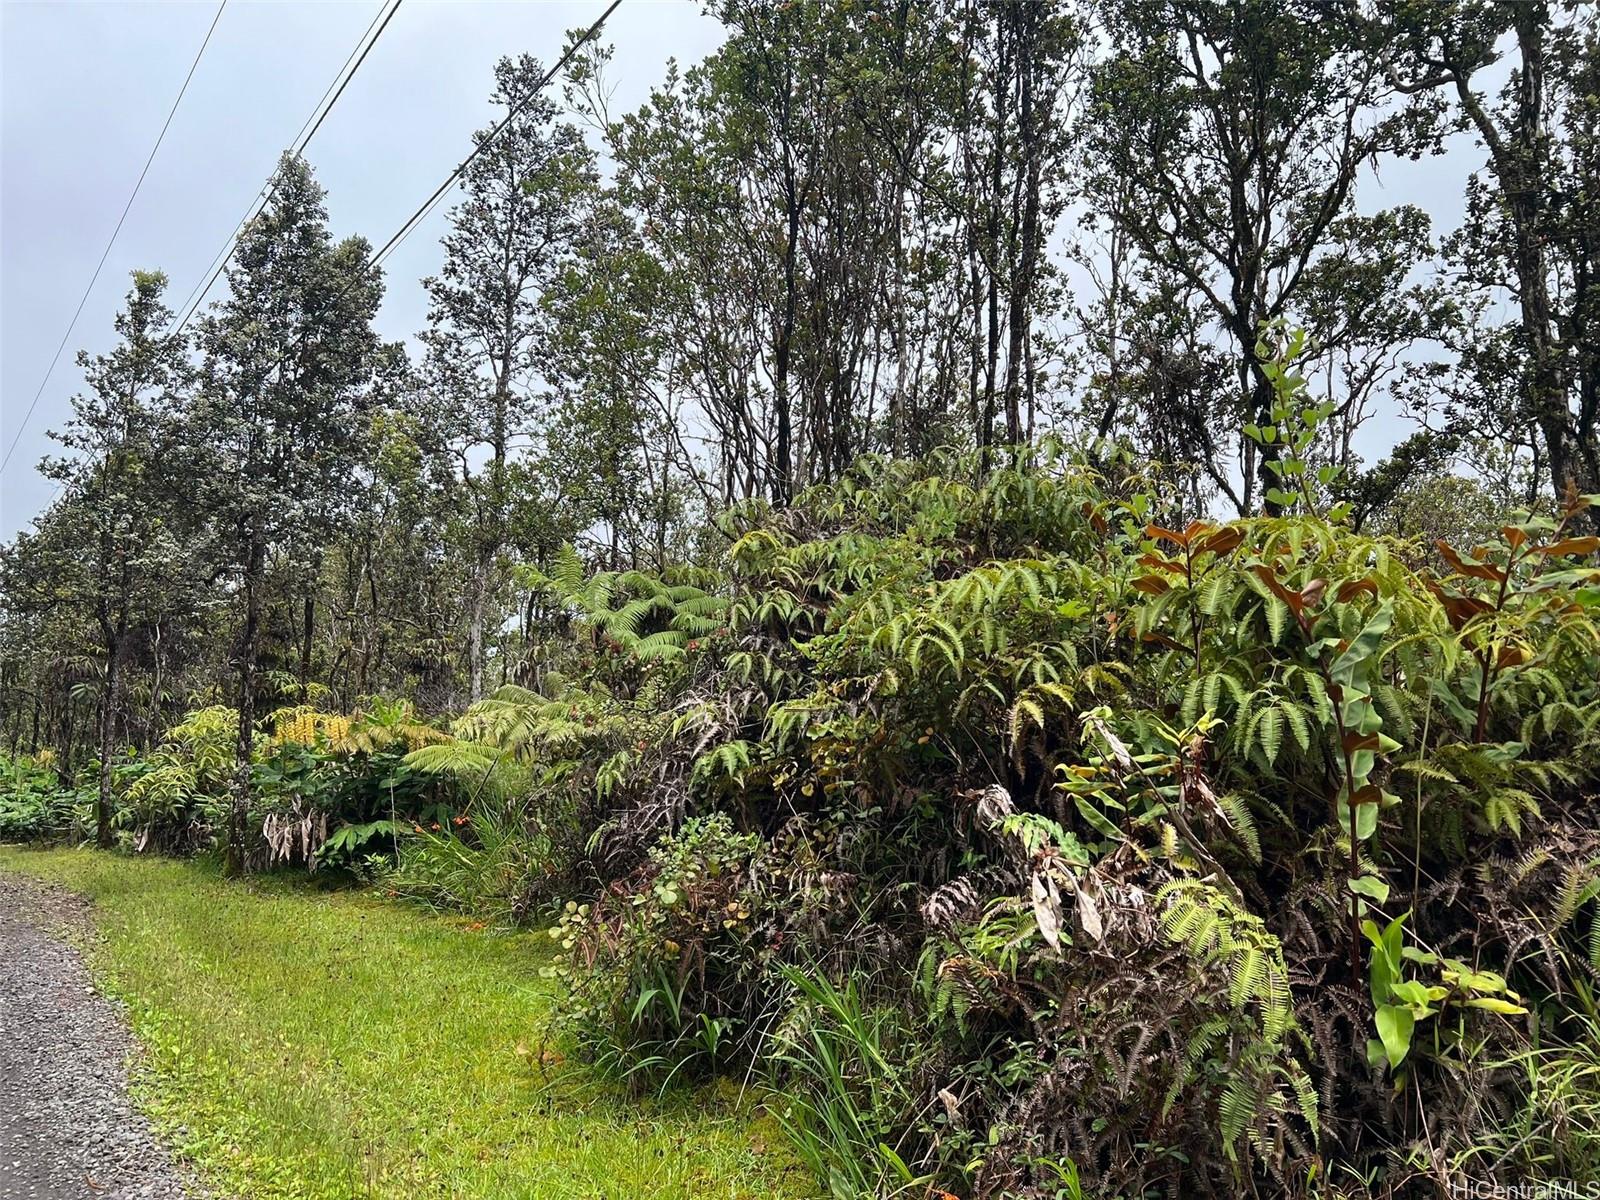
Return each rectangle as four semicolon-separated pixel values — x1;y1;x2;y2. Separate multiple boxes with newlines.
0;846;802;1200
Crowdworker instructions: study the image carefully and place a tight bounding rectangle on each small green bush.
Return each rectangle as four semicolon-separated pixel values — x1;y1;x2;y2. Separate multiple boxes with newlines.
768;965;933;1200
386;790;569;922
0;753;78;840
547;814;764;1090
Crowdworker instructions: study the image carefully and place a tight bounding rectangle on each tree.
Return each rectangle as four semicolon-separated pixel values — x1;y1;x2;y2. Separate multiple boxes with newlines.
421;54;596;701
602;9;825;504
192;154;382;873
6;273;198;845
1392;0;1600;523
307;347;466;708
1083;0;1449;512
961;0;1079;450
538;177;699;571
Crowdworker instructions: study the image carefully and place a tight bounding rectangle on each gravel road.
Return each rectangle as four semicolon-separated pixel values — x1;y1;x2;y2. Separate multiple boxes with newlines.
0;869;196;1200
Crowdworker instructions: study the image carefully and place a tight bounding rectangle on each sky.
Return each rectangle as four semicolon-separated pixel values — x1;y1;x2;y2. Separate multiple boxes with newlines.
1;1;1496;540
0;0;723;539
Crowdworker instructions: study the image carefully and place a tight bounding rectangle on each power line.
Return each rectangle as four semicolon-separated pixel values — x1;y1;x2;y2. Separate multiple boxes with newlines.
191;0;625;490
16;0;622;514
371;0;623;271
165;0;407;342
205;0;623;394
165;0;402;335
0;0;228;481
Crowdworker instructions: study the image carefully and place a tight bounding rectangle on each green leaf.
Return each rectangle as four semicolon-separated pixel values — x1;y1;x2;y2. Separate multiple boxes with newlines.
1388;980;1435;1011
1375;1003;1414;1068
877;1144;915;1183
1281;702;1311;753
1344;795;1378;841
1257;706;1283;766
1257;596;1287;646
1348;875;1390;904
1073;794;1125;842
1302;671;1333;724
1330;601;1394;689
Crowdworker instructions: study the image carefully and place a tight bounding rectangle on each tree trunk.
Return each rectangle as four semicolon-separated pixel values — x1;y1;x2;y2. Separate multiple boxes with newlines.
468;562;489;703
774;188;800;503
982;9;1008;454
95;641;120;849
60;699;76;777
1449;5;1599;526
1002;2;1039;447
1232;308;1278;515
299;591;315;704
226;530;265;876
1506;7;1587;512
148;624;165;751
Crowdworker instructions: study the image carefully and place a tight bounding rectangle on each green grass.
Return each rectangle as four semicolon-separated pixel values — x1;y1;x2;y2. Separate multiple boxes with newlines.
0;847;805;1200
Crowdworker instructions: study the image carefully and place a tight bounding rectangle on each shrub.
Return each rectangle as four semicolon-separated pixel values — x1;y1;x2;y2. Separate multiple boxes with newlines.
1474;1018;1600;1181
547;814;765;1090
107;699;461;866
767;966;934;1200
0;753;78;840
386;789;565;922
115;705;237;852
521;439;1600;1196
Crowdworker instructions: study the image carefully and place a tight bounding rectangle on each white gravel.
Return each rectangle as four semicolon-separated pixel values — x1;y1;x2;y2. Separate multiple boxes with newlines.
0;868;199;1200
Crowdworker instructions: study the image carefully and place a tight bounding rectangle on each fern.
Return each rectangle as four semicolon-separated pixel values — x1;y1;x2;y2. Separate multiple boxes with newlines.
692;740;755;788
1254;706;1284;768
404;741;502;778
1159;879;1293;1042
1218;793;1263;864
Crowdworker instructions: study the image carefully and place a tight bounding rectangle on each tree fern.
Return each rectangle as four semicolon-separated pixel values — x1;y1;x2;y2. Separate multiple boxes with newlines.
404;740;502;778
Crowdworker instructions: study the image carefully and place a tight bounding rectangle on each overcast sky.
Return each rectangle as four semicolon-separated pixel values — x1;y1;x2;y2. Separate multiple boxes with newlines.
0;0;722;539
1;1;1493;540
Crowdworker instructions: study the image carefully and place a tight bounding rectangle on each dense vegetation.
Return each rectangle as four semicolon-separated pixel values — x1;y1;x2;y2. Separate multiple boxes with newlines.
4;1;1600;1197
7;429;1600;1195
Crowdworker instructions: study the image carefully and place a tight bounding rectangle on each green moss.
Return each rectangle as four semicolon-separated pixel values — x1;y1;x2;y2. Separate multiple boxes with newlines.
0;847;802;1200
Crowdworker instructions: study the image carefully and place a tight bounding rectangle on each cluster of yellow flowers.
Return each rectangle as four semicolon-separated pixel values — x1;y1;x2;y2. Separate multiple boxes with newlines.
271;707;353;749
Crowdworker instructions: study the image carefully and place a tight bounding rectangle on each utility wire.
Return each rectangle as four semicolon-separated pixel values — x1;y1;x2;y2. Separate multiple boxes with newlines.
14;0;621;510
371;0;623;271
218;0;623;395
165;0;401;335
165;0;406;341
0;0;228;481
191;0;624;481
